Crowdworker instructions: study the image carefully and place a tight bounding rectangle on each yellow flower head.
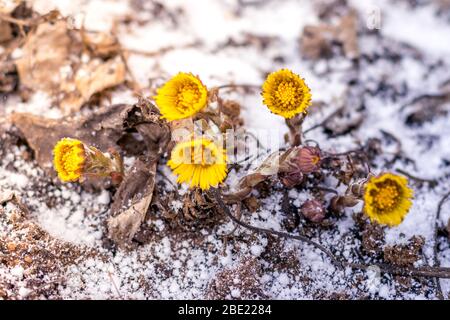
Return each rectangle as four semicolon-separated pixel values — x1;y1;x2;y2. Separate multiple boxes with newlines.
53;138;86;182
363;173;414;226
155;72;208;121
167;138;227;190
261;69;312;119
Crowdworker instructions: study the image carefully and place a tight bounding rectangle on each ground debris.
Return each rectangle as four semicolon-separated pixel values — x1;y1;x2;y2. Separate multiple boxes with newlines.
14;18;126;114
383;236;425;267
403;91;450;126
300;10;359;60
0;190;100;299
206;257;264;299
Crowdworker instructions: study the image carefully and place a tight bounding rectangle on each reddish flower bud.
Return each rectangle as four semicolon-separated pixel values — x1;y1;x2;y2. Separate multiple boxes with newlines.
300;199;325;223
296;146;321;173
280;171;304;188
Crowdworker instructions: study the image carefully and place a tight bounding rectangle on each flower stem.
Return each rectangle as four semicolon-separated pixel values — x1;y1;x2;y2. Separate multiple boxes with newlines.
285;113;305;147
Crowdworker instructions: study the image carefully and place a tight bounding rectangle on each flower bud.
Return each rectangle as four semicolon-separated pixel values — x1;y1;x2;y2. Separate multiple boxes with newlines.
280;171;304;188
300;199;325;223
296;146;321;173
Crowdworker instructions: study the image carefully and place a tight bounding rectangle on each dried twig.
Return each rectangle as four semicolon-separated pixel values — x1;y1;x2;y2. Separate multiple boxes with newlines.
324;148;364;158
124;41;202;57
304;105;346;135
434;191;450;299
344;262;450;279
395;168;438;188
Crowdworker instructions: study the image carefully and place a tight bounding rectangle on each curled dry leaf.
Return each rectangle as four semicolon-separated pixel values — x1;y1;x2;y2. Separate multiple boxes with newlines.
300;11;359;60
107;159;157;248
15;21;72;93
81;29;122;58
60;56;126;113
329;194;359;213
107;99;169;247
132;98;171;159
181;190;218;224
15;20;126;114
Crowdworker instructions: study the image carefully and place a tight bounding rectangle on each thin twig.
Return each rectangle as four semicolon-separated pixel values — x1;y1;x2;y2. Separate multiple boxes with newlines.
400;93;449;112
395;168;438;188
434;191;450;299
108;271;123;299
304;105;346;135
344;262;450;279
0;13;32;26
324;148;364;158
315;186;339;195
124;41;202;57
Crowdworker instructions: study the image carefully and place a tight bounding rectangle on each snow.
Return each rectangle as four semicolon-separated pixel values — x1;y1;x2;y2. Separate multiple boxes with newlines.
1;0;450;300
10;266;24;279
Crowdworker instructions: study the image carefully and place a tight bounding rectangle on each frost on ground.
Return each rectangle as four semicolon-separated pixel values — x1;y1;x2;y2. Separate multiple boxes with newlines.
1;0;450;299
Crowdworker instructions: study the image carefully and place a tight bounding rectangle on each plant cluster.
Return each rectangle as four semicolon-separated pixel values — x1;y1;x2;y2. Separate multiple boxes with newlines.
53;69;414;227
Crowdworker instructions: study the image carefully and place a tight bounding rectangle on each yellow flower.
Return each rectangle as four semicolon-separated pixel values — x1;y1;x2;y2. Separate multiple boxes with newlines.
261;69;312;119
363;173;414;226
53;138;86;182
167;138;228;190
155;72;208;121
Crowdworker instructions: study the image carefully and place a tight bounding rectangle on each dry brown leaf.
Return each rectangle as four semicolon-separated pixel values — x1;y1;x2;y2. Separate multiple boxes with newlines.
81;30;121;58
107;159;157;248
14;19;126;113
339;13;359;59
15;21;72;92
60;56;126;113
300;11;359;60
